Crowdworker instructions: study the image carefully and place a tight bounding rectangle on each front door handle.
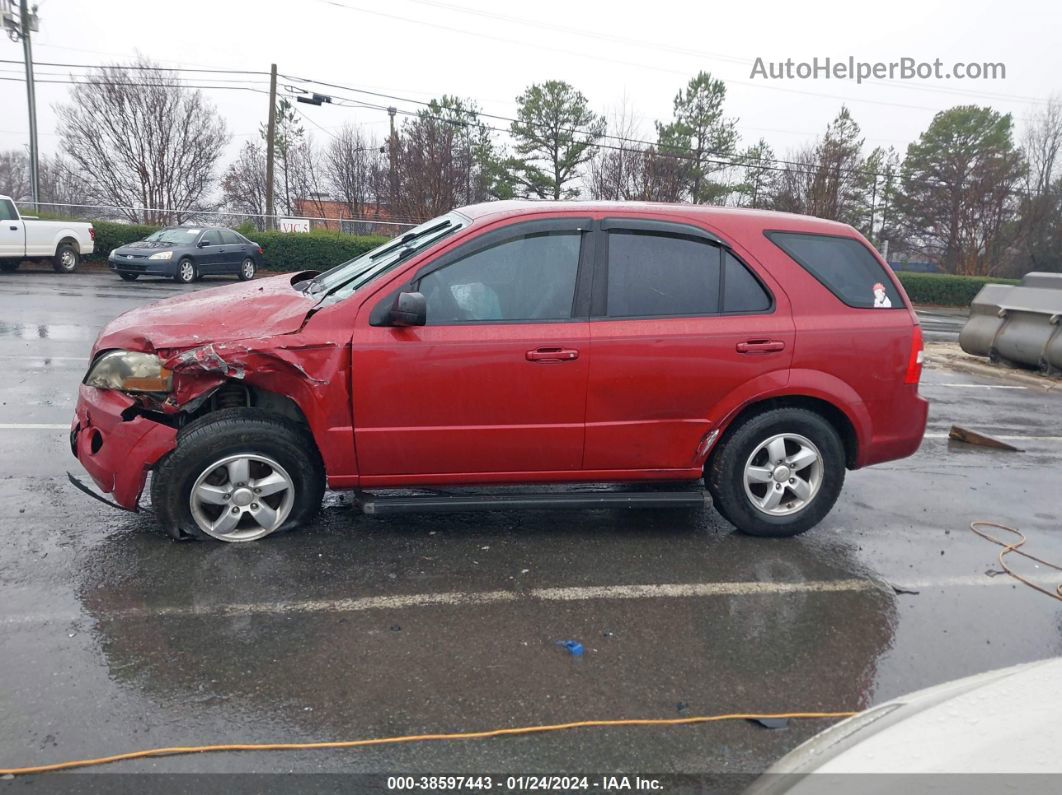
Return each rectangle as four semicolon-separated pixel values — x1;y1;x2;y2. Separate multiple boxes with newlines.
526;347;579;362
736;339;786;354
8;225;16;231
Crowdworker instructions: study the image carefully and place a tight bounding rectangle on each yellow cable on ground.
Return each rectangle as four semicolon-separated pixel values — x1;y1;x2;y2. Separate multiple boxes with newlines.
970;520;1062;601
0;711;856;777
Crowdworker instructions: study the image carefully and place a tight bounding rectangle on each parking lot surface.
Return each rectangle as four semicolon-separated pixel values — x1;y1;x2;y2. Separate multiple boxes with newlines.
2;269;1061;777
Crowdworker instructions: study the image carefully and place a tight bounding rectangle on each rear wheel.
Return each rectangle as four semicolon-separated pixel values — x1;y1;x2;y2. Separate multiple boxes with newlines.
174;258;196;284
119;272;139;281
707;408;845;538
53;242;79;273
237;257;256;281
151;408;325;542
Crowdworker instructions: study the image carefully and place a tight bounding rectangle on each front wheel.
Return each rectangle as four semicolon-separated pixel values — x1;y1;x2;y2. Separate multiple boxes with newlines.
119;272;139;281
53;242;79;273
237;257;256;281
707;408;845;538
151;408;325;542
174;258;196;284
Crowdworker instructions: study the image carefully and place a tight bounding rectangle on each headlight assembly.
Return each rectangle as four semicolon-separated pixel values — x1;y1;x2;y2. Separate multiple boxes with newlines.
84;351;172;393
148;251;173;260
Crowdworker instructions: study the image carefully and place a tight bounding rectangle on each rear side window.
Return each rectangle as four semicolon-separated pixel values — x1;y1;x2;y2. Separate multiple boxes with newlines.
724;251;771;313
606;231;720;317
603;231;772;317
768;231;901;309
220;230;242;245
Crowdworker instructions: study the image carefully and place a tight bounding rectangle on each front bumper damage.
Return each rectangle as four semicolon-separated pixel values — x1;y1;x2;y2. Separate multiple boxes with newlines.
70;385;178;511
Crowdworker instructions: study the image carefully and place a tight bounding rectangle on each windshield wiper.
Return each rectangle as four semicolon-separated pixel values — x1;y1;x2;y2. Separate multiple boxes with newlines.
369;220;452;261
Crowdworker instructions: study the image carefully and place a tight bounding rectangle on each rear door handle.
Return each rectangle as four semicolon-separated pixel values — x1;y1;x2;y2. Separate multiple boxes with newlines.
526;347;579;362
736;339;786;354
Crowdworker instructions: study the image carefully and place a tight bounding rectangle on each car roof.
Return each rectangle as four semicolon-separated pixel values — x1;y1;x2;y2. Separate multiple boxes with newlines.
455;200;855;236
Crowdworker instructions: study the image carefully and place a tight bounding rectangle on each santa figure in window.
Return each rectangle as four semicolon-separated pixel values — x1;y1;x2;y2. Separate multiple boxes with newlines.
873;282;892;308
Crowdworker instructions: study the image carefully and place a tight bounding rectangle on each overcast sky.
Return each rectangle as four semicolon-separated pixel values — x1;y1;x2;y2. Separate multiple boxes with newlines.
2;0;1060;169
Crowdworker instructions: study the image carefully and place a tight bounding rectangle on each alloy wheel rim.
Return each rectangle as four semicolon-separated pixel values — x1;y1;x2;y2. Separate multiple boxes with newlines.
180;262;194;281
743;433;824;517
61;250;75;269
242;259;254;278
188;453;295;541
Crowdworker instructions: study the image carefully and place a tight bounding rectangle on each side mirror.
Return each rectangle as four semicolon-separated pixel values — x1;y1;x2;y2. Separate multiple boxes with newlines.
389;291;426;327
198;240;210;247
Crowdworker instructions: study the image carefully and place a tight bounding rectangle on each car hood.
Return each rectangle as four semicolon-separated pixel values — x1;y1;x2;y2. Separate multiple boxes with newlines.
116;241;178;251
92;272;317;355
760;657;1062;780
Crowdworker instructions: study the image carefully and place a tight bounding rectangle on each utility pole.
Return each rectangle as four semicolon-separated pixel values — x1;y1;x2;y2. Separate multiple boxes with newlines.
3;1;40;212
387;106;397;212
264;63;277;231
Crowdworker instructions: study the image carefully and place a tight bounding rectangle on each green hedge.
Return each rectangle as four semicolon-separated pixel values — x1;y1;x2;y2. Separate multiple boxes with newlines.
87;220;161;260
85;222;387;271
252;229;388;272
896;272;1020;307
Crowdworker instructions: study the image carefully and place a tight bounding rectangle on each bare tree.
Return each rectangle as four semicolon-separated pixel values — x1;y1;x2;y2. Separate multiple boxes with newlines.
1012;96;1062;272
588;101;648;201
325;123;384;222
54;58;229;224
392;96;498;221
221;140;269;228
0;150;30;200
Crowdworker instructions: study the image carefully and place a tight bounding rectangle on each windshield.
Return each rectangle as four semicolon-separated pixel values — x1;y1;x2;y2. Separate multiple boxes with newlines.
308;212;468;303
145;228;202;245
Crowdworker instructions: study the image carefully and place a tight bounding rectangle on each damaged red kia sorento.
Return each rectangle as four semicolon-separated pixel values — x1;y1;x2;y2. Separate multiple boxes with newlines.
70;201;927;542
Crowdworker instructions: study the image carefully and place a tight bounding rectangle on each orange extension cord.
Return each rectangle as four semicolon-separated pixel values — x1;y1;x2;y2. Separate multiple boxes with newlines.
0;712;856;777
970;520;1062;601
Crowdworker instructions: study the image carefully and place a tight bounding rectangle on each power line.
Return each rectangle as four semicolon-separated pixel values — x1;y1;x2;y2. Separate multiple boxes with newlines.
398;0;1052;108
0;76;270;94
0;57;271;76
312;0;1047;115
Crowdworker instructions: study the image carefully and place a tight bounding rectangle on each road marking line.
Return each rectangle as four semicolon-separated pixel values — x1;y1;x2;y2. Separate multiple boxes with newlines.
0;355;88;361
2;575;1057;626
0;423;69;430
924;433;1062;442
921;383;1027;390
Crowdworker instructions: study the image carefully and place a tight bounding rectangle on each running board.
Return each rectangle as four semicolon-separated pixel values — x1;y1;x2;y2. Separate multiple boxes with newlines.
354;489;710;516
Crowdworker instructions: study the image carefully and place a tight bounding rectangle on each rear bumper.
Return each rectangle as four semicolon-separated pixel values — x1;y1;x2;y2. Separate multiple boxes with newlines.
70;385;178;510
858;390;929;468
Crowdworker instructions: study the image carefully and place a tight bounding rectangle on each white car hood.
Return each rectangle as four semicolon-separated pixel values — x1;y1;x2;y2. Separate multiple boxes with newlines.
768;657;1062;777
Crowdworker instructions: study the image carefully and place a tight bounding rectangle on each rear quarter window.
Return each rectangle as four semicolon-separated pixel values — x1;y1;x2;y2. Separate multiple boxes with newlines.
767;231;902;309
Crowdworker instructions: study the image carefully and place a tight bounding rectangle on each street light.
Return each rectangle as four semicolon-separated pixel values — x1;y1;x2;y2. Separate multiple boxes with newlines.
1;0;40;213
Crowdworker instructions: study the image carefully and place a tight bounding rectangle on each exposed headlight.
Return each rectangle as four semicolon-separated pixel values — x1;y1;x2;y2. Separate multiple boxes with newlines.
84;351;172;393
148;250;173;260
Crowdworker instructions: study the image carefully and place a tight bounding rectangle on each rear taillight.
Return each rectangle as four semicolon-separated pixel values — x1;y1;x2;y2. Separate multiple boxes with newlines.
257;246;264;255
89;226;95;240
904;325;924;385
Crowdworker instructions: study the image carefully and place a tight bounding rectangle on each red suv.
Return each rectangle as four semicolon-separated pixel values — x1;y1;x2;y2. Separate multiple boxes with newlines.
70;201;927;542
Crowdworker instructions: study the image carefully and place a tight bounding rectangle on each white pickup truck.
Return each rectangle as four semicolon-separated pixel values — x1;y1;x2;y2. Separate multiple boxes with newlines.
0;194;95;273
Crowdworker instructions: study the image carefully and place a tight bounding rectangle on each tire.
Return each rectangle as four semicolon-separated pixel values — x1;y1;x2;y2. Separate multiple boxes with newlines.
0;261;18;272
119;273;139;281
706;408;845;538
174;258;196;284
151;408;325;542
53;241;79;273
237;257;256;281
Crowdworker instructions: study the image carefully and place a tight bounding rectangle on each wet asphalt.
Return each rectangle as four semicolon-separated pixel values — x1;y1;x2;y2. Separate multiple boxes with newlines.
1;268;1061;780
